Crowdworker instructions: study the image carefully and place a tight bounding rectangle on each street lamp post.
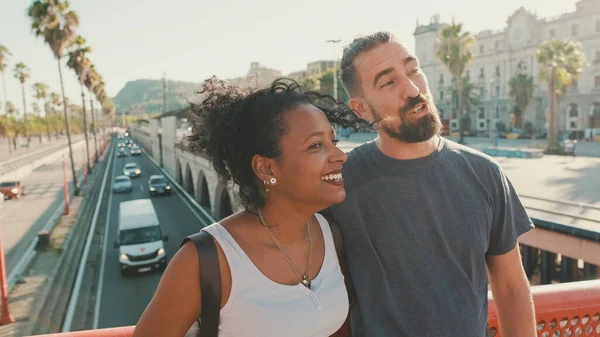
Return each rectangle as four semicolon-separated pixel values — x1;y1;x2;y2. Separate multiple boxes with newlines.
326;39;341;100
490;77;500;147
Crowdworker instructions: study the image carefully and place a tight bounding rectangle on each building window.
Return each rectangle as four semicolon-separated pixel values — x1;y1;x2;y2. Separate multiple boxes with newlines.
594;103;600;116
550;29;556;38
440;91;444;101
480;45;484;54
570;121;577;128
569;103;579;117
478;108;485;119
595;75;600;88
572;25;579;37
495;66;500;77
479;121;486;128
495;41;500;50
479;68;485;78
439;74;444;84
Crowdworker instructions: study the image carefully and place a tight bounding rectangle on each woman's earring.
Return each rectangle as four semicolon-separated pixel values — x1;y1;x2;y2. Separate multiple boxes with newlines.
264;179;270;193
269;177;277;185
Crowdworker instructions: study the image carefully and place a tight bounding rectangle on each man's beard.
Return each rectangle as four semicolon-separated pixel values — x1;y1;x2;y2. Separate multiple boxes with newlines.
370;94;442;143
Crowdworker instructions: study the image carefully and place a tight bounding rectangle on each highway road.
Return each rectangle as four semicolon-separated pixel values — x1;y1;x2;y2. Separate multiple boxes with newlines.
95;146;213;329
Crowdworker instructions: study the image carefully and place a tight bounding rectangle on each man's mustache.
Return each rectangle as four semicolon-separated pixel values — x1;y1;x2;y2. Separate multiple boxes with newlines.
399;93;431;114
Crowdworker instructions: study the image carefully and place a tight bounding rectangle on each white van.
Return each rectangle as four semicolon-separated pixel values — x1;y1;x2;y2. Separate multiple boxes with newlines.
114;199;168;275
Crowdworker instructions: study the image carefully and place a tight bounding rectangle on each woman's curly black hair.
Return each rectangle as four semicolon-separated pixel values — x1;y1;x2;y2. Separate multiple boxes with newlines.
186;77;371;210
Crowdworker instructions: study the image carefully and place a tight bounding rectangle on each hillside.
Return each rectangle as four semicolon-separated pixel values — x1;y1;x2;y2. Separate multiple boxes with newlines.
113;79;201;115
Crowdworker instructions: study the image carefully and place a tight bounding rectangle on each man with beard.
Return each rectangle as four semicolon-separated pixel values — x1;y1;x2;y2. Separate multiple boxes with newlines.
323;32;536;337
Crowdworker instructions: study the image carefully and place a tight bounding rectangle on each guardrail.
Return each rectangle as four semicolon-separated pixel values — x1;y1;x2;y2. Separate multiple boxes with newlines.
61;140;116;332
29;280;600;337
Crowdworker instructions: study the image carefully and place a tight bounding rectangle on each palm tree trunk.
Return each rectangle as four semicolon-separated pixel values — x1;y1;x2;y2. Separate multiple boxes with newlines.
547;68;559;151
43;102;52;142
12;137;17;151
1;71;7;114
90;96;99;162
80;85;91;173
58;59;79;196
21;83;31;147
6;137;11;153
455;76;465;143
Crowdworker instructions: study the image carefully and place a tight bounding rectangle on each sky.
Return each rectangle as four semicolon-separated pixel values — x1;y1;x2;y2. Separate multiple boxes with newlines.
0;0;577;115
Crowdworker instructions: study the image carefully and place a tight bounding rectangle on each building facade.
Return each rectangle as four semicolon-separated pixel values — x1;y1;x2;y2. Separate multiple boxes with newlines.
415;0;600;139
227;62;282;88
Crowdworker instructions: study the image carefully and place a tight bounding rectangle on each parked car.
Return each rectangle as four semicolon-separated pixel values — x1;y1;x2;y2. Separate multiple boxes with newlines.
0;181;24;200
123;163;141;178
112;175;133;193
148;175;172;196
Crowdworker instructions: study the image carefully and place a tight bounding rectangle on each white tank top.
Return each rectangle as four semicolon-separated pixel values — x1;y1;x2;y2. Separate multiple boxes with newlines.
201;213;349;337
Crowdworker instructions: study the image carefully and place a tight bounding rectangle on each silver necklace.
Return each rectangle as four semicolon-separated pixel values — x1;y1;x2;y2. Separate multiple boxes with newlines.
257;208;313;289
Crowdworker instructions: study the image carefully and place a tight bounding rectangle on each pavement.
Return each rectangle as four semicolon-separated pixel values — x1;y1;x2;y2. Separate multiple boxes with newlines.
0;165;94;337
1;144;89;277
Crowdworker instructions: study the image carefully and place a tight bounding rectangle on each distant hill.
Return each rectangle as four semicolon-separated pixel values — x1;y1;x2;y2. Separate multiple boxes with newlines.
113;79;201;116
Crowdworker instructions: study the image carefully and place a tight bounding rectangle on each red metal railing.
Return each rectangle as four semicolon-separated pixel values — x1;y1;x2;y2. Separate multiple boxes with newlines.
488;280;600;337
31;280;600;337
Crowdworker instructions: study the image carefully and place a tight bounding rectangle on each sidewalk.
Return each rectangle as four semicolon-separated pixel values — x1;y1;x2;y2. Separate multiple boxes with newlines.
0;149;106;337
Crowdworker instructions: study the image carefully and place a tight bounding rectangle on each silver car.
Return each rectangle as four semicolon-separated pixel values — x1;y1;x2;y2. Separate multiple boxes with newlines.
112;175;133;193
123;163;141;178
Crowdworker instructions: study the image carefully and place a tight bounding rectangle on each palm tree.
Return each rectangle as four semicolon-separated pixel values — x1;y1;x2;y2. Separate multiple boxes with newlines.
4;102;19;151
67;35;92;171
13;62;30;120
449;76;481;133
436;22;476;143
508;74;534;129
83;64;100;161
535;38;587;152
0;45;11;114
33;82;52;141
93;78;108;143
29;0;81;195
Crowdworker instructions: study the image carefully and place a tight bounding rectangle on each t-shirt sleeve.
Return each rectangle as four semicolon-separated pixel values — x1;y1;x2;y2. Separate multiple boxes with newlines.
486;167;535;256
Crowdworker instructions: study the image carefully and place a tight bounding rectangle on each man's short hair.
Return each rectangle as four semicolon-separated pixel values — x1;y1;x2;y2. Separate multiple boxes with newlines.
339;32;395;97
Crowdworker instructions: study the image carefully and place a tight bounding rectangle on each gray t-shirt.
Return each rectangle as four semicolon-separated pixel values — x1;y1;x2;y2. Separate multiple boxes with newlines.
328;137;534;337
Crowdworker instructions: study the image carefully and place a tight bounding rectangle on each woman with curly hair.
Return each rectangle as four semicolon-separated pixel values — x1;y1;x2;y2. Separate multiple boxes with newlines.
133;78;353;337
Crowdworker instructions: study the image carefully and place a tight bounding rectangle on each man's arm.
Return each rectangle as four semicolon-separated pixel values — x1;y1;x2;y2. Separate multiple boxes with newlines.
486;244;536;337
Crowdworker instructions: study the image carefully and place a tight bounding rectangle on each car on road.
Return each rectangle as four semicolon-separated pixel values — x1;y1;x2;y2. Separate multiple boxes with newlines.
117;147;128;157
114;199;168;276
148;175;172;196
130;145;142;156
112;175;133;193
123;162;141;178
0;181;24;200
117;142;126;148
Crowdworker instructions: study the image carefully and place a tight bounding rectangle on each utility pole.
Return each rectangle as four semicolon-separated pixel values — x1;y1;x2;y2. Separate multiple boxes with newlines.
326;39;341;100
163;72;168;114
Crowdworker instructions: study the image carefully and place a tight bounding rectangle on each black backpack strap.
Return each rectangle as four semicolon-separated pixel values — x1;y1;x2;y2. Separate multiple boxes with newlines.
180;231;221;337
318;210;356;305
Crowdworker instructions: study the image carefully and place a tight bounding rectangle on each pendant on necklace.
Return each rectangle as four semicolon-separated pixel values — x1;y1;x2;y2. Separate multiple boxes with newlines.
301;274;311;289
